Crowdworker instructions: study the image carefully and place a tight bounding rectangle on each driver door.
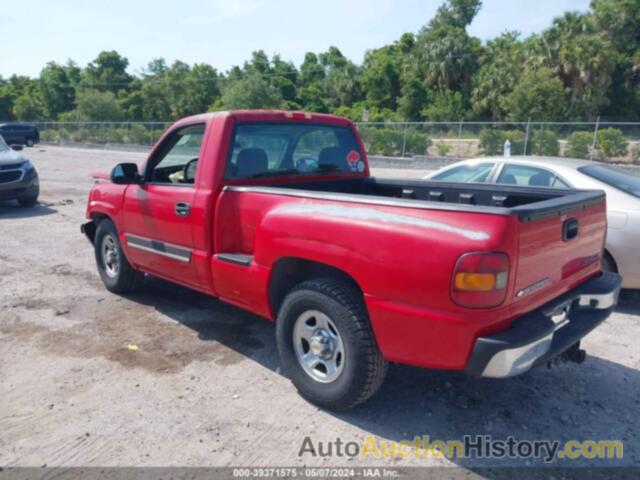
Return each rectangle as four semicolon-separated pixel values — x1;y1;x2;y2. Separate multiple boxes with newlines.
121;123;204;288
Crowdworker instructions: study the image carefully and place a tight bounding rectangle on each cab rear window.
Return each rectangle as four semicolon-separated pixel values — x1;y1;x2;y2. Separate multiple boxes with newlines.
226;123;364;179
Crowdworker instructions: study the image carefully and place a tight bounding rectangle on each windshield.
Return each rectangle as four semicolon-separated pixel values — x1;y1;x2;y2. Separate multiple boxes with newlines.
0;134;8;152
226;123;364;179
579;164;640;199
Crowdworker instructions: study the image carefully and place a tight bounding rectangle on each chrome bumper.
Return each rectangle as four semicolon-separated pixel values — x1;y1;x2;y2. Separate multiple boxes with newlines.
465;272;622;379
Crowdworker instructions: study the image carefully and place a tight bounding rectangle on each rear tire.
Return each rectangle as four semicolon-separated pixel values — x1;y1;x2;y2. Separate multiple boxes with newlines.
25;137;34;147
17;195;38;208
276;278;388;410
94;219;144;293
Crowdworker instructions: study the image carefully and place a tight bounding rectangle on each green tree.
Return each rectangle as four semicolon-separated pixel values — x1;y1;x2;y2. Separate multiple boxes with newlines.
398;76;428;120
361;46;401;110
64;88;125;121
415;0;482;92
421;89;470;121
501;67;569;120
531;12;617;119
218;75;283;110
0;79;17;120
39;61;80;119
13;92;45;120
471;32;523;119
319;46;362;110
82;50;132;93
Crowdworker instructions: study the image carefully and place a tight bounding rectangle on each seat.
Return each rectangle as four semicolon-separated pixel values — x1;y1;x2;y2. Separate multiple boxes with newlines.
236;148;268;177
318;146;347;171
529;173;551;187
500;174;518;185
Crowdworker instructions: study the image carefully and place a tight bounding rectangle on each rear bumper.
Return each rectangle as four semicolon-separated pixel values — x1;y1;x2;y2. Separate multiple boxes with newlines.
465;272;622;378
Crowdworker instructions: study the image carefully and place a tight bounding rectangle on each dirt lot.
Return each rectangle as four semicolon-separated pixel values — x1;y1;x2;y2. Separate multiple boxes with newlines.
1;146;639;472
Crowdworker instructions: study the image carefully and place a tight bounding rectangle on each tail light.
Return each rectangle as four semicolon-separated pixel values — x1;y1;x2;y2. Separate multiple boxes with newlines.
452;252;509;308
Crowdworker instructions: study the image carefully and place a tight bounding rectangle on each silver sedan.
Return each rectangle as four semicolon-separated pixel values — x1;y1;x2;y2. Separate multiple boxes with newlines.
426;156;640;289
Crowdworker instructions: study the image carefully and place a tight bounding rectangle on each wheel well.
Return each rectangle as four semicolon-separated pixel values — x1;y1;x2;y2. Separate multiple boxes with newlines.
269;257;362;318
83;213;110;244
603;249;618;273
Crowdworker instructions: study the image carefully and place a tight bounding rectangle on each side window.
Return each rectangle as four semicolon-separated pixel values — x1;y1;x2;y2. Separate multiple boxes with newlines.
146;124;205;185
431;163;494;183
497;164;570;189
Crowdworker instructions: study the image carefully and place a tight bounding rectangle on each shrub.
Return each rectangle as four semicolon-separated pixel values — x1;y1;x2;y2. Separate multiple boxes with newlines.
107;128;125;144
503;130;525;155
478;129;503;155
566;131;593;159
435;141;452;156
530;129;560;156
632;144;640;165
596;128;628;159
367;127;431;156
129;124;153;145
479;129;525;156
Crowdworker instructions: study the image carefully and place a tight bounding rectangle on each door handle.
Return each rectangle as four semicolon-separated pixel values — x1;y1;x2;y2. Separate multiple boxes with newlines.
175;202;191;217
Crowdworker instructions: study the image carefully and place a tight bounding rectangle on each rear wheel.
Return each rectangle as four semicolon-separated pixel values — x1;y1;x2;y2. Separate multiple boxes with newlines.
94;219;144;293
25;137;35;147
276;278;388;410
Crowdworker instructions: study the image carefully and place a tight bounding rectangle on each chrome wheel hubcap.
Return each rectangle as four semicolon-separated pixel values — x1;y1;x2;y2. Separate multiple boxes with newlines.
101;235;119;278
293;310;344;383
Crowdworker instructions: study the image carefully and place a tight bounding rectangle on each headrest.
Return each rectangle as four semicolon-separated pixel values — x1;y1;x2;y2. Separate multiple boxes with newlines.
501;174;517;184
529;173;550;187
237;148;268;177
318;146;347;170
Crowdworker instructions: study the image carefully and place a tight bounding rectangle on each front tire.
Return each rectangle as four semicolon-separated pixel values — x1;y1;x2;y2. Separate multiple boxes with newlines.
17;195;38;208
94;219;144;293
276;278;388;410
25;137;35;147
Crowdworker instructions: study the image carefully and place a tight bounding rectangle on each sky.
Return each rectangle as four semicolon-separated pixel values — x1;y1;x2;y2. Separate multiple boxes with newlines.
0;0;592;78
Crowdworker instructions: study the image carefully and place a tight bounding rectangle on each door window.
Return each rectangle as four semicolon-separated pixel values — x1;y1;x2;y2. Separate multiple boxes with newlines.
431;163;495;183
146;124;205;185
497;164;571;188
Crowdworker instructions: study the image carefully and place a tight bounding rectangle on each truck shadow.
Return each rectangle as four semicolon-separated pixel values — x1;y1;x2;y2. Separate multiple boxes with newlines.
0;201;57;219
333;358;638;470
616;289;640;315
129;277;639;470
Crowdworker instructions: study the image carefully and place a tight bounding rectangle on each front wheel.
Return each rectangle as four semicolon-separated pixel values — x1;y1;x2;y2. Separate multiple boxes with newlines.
276;278;388;410
25;137;35;147
94;219;144;293
18;195;38;208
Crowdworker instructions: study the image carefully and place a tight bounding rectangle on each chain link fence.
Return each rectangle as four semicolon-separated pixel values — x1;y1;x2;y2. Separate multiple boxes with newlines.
36;121;172;147
357;121;640;163
18;120;640;163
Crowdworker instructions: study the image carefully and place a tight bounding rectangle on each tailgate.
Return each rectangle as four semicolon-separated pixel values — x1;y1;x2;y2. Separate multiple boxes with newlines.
513;192;606;305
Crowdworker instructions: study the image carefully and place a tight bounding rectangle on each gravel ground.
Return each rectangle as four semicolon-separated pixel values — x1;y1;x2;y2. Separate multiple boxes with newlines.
0;146;639;472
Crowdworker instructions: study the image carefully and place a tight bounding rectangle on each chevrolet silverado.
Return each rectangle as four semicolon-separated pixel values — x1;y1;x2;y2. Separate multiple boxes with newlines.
82;111;622;410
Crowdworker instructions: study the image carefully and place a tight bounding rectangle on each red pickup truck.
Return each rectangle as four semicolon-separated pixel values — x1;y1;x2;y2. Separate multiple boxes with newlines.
82;110;621;410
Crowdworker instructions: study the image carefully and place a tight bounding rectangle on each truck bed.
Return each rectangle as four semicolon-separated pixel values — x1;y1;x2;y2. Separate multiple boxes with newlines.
230;177;605;221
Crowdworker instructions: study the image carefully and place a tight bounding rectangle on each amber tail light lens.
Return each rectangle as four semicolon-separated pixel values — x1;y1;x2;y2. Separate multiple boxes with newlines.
452;252;509;308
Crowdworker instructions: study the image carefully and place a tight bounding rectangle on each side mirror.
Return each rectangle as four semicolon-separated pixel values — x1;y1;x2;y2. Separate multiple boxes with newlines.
111;163;141;185
11;144;23;151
